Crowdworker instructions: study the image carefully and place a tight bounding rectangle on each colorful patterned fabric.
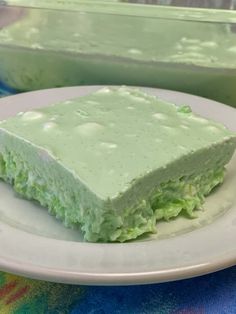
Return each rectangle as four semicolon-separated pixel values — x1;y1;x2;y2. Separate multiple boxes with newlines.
0;85;236;313
1;267;236;313
0;82;17;96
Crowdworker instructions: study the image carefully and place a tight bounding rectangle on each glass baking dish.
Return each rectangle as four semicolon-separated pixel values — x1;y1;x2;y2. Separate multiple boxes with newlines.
0;0;236;106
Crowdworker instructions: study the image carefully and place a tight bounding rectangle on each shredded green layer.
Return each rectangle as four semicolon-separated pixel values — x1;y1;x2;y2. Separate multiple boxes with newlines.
0;151;225;242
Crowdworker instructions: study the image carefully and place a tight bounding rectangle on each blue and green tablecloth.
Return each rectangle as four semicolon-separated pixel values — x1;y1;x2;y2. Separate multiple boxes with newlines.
0;85;236;314
1;267;236;313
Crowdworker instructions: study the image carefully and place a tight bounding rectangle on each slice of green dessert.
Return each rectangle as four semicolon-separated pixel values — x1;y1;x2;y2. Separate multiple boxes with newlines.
0;87;235;242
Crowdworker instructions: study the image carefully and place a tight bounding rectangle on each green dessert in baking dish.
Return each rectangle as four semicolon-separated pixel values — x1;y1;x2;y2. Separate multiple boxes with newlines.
1;2;236;105
0;87;235;242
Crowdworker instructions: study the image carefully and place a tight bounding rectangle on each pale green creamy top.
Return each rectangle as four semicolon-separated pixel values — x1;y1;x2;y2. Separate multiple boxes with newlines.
0;87;235;199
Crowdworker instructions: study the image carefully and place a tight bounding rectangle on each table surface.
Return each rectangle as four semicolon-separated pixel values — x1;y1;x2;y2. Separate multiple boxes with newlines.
1;267;236;313
0;86;236;314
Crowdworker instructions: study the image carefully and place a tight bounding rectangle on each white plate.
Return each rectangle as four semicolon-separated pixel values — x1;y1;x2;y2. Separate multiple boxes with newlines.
0;86;236;286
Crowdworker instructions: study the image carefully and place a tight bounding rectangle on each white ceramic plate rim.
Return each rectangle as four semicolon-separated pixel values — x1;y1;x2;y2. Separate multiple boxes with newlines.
0;86;235;285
